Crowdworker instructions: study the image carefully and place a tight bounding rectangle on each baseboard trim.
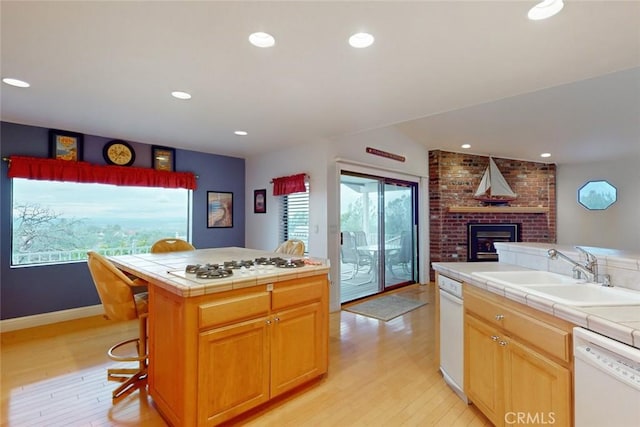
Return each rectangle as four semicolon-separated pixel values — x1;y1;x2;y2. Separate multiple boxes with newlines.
1;305;104;332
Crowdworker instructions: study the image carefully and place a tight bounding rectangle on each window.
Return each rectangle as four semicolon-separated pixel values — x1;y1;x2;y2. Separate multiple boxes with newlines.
578;180;617;210
11;179;191;266
279;183;309;251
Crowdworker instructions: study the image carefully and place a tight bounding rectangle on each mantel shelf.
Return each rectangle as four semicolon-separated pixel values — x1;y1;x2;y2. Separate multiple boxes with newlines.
448;206;550;213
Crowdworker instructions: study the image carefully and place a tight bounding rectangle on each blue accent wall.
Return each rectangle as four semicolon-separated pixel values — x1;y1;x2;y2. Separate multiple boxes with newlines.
0;121;245;320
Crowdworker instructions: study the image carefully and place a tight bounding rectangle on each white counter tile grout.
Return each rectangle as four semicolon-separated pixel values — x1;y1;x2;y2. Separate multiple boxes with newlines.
108;247;330;298
433;261;640;349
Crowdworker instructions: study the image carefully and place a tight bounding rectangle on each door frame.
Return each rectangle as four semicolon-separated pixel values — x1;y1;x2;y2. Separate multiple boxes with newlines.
338;169;420;303
330;160;429;311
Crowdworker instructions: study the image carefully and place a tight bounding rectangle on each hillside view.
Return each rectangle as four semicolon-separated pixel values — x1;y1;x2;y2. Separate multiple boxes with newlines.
11;179;189;266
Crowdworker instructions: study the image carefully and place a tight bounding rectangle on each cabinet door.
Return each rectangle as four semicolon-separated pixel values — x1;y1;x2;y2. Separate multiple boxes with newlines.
465;314;504;426
198;318;270;426
271;301;327;397
504;338;571;427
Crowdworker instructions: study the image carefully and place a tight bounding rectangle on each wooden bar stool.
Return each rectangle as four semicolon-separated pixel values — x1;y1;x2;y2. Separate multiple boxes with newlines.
86;251;149;400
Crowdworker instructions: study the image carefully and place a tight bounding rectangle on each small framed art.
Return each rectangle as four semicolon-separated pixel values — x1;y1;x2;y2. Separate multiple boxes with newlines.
152;145;176;171
49;129;83;161
207;191;233;228
254;189;267;214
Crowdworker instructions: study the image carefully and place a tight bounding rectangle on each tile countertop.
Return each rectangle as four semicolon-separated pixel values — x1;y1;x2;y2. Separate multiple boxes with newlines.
108;247;330;298
432;261;640;349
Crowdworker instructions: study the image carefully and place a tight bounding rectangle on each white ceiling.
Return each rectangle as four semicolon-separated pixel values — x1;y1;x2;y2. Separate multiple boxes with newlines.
2;1;639;164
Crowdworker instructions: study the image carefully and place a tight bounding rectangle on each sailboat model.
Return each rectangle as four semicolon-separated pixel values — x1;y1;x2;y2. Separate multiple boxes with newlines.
474;157;517;204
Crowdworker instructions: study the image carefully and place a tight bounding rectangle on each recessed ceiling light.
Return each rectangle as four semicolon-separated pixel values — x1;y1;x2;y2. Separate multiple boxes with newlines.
528;0;564;20
2;77;30;88
171;91;191;100
234;130;248;136
461;144;471;149
348;32;375;48
249;32;275;48
540;152;552;158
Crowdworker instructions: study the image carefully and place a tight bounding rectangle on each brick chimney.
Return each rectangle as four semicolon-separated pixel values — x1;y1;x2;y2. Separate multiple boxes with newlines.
428;150;556;280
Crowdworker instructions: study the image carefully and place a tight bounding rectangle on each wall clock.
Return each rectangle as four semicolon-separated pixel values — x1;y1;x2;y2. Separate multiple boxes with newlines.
103;140;135;166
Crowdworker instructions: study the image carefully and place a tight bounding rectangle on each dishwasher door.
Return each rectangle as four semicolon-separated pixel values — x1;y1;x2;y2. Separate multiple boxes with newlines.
439;289;467;403
573;327;640;427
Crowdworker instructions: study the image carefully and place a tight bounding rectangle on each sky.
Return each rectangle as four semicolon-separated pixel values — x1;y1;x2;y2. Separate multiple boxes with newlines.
12;179;190;222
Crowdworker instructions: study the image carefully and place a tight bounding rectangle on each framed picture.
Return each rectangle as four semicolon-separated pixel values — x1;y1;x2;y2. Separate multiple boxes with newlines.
207;191;233;228
152;145;175;171
49;129;83;161
254;189;267;213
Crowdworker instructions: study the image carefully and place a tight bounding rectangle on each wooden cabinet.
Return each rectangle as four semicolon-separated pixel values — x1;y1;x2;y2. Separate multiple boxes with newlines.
149;274;329;427
464;285;572;427
198;317;271;426
271;301;326;397
465;315;503;423
503;337;571;427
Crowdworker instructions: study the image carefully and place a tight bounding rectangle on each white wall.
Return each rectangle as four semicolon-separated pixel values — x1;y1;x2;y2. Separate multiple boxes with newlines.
557;156;640;251
246;126;430;312
245;138;330;257
327;125;431;292
247;135;640;311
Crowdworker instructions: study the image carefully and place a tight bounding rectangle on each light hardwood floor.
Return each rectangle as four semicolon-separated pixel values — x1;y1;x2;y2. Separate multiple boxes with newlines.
1;284;490;426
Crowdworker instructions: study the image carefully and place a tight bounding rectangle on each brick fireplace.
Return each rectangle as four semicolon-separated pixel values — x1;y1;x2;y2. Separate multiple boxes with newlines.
468;223;520;262
428;150;556;280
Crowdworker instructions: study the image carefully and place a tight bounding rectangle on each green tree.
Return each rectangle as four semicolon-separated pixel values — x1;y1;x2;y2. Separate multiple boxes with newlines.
385;194;412;236
341;197;364;232
579;190;615;210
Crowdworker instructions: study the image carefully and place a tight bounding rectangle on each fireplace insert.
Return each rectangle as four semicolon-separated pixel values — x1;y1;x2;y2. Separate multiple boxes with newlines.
467;223;520;262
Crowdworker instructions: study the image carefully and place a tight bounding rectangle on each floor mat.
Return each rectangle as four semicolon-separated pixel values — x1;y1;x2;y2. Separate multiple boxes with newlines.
344;294;427;321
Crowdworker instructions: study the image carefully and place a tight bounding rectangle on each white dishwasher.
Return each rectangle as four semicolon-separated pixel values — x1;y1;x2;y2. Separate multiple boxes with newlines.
573;327;640;427
438;274;467;403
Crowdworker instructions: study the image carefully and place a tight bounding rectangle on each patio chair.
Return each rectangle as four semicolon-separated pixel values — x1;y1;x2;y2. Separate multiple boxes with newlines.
386;231;412;277
341;231;372;279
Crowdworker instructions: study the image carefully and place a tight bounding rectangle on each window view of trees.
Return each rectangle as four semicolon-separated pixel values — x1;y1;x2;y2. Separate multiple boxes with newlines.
578;180;617;210
340;196;367;233
340;188;411;238
384;193;412;236
11;179;190;266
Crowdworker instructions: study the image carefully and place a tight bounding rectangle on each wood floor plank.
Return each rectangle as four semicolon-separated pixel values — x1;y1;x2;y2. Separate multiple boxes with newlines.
1;283;488;426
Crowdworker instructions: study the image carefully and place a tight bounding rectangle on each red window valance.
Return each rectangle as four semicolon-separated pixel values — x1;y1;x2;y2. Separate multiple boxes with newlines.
7;156;197;190
272;173;307;196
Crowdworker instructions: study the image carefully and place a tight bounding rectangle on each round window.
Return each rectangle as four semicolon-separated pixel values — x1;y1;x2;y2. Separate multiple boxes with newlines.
578;180;617;210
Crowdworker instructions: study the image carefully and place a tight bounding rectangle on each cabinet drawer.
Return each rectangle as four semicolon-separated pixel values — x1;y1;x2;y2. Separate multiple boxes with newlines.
272;279;324;311
464;288;570;362
464;290;504;327
503;310;570;362
199;292;270;330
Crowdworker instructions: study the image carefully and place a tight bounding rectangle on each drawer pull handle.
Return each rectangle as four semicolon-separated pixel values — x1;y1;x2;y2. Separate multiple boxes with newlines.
495;314;505;320
491;335;500;341
266;320;272;325
499;341;508;346
274;317;280;322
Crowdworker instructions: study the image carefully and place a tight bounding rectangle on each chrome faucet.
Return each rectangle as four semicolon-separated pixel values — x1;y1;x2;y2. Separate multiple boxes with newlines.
547;247;598;283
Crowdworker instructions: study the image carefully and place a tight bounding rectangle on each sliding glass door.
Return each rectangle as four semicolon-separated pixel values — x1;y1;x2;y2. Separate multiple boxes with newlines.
383;180;416;289
339;171;418;303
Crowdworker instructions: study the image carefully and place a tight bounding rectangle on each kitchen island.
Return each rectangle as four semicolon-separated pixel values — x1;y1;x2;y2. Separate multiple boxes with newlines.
109;247;330;427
